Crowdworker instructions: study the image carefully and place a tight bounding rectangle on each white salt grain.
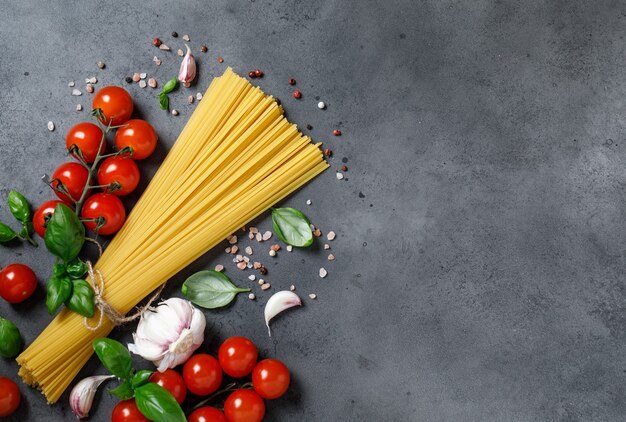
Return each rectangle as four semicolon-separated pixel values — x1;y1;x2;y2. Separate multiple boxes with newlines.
269;250;276;257
319;268;328;278
245;246;253;255
47;121;55;131
336;172;344;180
215;264;224;272
286;245;293;252
327;231;336;241
248;293;256;300
262;231;272;241
248;274;256;281
317;101;325;109
290;285;296;291
309;293;317;299
72;89;82;96
261;283;271;291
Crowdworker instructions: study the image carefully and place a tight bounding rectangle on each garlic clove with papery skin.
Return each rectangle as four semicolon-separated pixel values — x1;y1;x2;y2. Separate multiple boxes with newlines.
178;44;196;88
264;291;302;336
128;298;205;372
69;374;115;419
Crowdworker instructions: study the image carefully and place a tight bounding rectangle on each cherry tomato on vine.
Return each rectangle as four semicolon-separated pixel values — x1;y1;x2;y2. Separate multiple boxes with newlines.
51;162;90;204
92;86;133;126
182;354;223;396
0;377;20;417
252;358;290;399
111;399;149;422
81;193;126;235
65;122;105;163
218;336;258;378
188;406;227;422
97;156;140;196
33;200;64;238
223;389;265;422
0;263;37;304
115;119;158;160
149;369;187;404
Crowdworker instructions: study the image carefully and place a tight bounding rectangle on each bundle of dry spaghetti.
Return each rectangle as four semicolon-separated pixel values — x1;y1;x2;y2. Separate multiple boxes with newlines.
17;68;328;403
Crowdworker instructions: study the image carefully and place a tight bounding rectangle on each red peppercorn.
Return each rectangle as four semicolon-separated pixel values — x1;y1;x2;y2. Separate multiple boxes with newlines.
248;71;256;78
254;69;263;77
152;37;162;47
324;148;332;157
341;165;348;171
333;129;342;136
292;90;302;99
200;45;208;53
288;78;296;85
217;57;224;63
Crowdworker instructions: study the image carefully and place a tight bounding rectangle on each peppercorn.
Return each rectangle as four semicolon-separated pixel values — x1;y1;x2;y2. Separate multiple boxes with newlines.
288;78;296;85
125;76;133;84
248;71;256;78
171;31;178;37
333;129;342;136
292;90;302;99
324;148;332;157
306;124;313;130
152;37;162;47
254;69;264;77
217;57;224;63
259;266;268;275
341;165;348;171
200;44;208;53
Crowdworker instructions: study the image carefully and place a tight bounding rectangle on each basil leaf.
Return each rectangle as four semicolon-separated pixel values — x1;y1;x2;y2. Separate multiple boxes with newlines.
131;370;154;389
8;191;31;224
182;270;250;309
135;382;186;422
159;92;169;110
109;379;135;400
162;77;178;94
65;279;95;318
44;203;85;262
66;258;88;279
46;276;73;315
271;207;314;247
52;263;67;278
0;317;22;358
0;223;17;243
93;338;134;379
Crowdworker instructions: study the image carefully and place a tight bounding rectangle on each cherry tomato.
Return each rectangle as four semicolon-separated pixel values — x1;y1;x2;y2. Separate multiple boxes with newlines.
92;86;134;126
0;263;37;304
0;377;20;417
97;156;140;196
223;389;265;422
149;369;187;404
33;200;64;237
182;354;223;396
115;119;158;160
81;193;126;235
51;162;90;204
188;406;227;422
252;358;290;399
111;399;149;422
218;336;258;378
65;122;105;163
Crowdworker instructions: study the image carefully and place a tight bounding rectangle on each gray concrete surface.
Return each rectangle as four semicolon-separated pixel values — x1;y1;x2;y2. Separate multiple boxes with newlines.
1;0;626;420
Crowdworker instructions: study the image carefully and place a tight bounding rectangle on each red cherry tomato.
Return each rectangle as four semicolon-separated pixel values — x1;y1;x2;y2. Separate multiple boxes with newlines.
218;336;258;378
33;200;64;238
182;354;223;396
149;369;187;404
0;377;20;417
223;389;265;422
188;406;227;422
0;263;37;304
81;193;126;235
51;162;90;204
65;122;105;163
111;399;149;422
252;358;290;399
92;86;133;126
115;119;158;160
97;156;140;196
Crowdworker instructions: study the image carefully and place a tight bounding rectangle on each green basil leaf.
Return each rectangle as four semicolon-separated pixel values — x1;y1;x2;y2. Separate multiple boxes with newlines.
271;207;314;247
131;370;154;389
7;191;31;224
66;258;88;280
44;203;85;262
109;379;135;400
65;279;95;318
159;92;169;110
93;338;134;379
46;276;73;315
0;223;17;243
161;77;178;94
0;317;22;358
181;270;250;309
52;263;67;278
135;382;186;422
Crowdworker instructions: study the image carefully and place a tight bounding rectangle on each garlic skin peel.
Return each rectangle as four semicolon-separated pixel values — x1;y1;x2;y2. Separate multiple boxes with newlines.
69;375;114;419
264;291;302;336
128;298;206;371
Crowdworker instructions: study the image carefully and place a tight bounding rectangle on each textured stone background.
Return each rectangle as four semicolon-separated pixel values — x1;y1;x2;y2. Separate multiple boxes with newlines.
2;0;626;421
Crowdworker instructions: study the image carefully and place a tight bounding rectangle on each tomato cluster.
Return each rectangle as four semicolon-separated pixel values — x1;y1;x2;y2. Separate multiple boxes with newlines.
35;86;158;238
112;336;290;422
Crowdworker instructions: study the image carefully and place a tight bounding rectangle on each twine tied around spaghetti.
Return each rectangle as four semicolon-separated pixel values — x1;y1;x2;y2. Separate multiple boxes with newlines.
82;238;165;331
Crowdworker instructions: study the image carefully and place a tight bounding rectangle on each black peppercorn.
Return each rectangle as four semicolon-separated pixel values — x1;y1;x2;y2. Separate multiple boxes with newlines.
171;31;178;37
125;76;133;84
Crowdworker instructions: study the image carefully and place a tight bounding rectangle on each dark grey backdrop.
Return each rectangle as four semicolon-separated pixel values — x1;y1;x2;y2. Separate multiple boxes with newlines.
2;0;626;421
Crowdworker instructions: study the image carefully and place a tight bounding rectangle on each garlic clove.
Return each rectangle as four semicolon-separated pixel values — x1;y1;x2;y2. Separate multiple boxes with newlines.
178;44;196;87
69;375;114;419
264;291;302;336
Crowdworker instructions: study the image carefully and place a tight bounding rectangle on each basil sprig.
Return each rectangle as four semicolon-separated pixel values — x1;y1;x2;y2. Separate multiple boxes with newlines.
135;382;186;422
271;207;314;247
0;191;36;246
0;317;22;358
158;77;178;110
182;270;250;309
